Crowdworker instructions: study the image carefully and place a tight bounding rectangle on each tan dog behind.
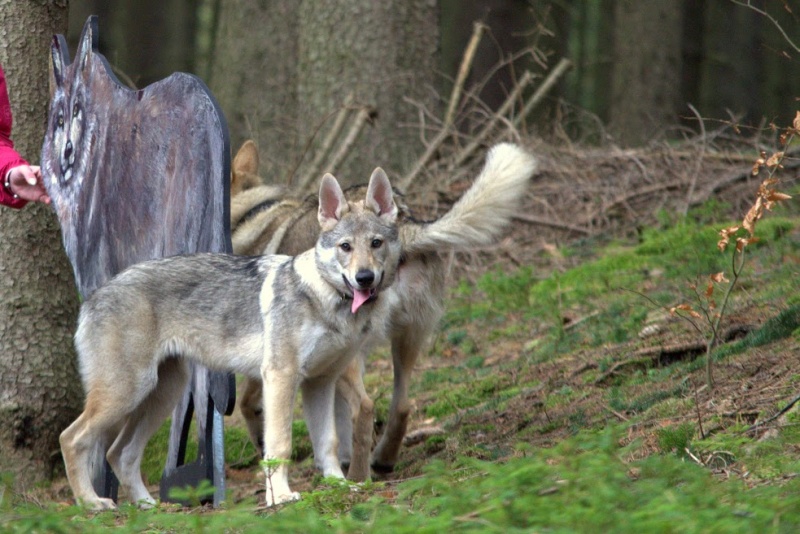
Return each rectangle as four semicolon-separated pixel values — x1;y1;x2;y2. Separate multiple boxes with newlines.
230;142;538;477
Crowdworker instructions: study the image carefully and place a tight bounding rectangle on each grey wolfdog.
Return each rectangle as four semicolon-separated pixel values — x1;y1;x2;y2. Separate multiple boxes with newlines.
229;142;538;480
60;169;404;509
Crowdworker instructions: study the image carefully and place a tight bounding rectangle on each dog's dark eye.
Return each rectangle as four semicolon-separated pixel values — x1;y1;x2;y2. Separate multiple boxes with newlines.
371;239;383;249
340;242;352;252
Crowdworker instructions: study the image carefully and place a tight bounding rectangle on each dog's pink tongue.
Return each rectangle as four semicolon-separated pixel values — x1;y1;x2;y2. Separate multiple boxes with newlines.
351;289;371;314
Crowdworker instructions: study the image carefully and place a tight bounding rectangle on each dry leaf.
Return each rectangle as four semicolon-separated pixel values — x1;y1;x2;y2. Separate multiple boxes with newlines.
709;272;728;284
705;281;714;298
742;197;763;236
670;304;692;316
751;158;764;176
736;236;759;252
767;191;792;202
717;226;739;251
765;152;784;168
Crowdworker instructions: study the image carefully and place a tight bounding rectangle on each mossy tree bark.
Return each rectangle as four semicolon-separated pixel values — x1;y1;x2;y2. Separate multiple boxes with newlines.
0;0;83;492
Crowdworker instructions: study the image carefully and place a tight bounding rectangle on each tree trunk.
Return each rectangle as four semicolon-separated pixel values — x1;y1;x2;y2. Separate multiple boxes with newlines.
609;0;683;146
0;1;83;492
209;0;300;184
297;0;440;184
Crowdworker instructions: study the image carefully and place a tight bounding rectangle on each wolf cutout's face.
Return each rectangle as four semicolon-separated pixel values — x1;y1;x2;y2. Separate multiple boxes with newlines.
49;64;87;187
42;27;98;216
40;16;231;298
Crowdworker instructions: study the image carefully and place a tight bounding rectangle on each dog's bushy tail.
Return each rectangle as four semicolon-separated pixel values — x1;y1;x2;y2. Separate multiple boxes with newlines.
402;143;537;254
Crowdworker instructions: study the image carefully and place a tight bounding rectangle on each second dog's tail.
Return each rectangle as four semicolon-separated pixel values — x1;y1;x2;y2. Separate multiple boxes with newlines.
402;143;538;254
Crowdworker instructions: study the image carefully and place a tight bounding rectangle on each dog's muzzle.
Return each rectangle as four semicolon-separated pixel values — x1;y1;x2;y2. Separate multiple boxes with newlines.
342;273;380;314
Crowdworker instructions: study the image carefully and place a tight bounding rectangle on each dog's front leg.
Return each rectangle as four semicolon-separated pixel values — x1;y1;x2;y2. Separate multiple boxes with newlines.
302;375;345;479
261;362;300;506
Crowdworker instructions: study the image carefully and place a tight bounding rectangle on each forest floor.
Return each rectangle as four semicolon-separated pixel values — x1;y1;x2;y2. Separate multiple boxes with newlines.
193;137;800;506
15;137;800;530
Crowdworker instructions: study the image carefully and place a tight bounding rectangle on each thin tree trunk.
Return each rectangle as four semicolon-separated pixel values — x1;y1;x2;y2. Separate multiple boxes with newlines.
296;0;440;184
609;0;683;146
209;0;300;184
0;0;83;492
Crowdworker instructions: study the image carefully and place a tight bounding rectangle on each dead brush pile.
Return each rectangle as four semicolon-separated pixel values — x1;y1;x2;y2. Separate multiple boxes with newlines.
411;134;800;281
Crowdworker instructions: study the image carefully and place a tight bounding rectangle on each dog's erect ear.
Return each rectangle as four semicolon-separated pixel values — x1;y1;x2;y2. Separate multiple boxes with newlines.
366;167;397;223
233;140;259;177
231;140;261;195
318;173;349;231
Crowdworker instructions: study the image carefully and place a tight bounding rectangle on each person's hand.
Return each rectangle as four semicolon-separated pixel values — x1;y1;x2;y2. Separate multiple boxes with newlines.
6;165;50;204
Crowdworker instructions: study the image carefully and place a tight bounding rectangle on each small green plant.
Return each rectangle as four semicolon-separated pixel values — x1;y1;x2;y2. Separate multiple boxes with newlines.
668;113;796;387
656;422;695;457
166;478;216;507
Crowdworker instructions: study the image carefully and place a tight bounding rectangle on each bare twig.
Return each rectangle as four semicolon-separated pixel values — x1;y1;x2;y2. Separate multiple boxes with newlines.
301;93;354;188
693;380;706;439
444;22;485;127
606;407;630;422
287;106;350;188
513;57;572;129
299;106;374;192
682;103;706;216
684;448;704;466
730;0;800;54
744;392;800;434
398;128;452;190
447;70;534;173
397;24;485;190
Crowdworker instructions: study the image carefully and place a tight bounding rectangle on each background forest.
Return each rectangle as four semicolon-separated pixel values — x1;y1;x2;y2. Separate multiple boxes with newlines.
2;1;800;531
69;0;800;159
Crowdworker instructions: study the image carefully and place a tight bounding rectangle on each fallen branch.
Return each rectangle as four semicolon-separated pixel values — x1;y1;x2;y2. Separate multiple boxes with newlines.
299;93;354;190
403;426;446;446
444;22;485;127
513;57;572;129
447;70;534;173
300;106;374;192
744;392;800;435
398;23;484;190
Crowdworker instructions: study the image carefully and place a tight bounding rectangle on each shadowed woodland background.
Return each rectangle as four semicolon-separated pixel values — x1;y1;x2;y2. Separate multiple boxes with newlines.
0;0;798;497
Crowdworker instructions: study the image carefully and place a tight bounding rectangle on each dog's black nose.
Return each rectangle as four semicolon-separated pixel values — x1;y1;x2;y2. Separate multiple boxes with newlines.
355;269;375;287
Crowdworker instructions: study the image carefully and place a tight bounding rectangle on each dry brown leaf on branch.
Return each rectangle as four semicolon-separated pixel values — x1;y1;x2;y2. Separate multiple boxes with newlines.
736;236;758;252
717;226;740;251
705;281;715;299
765;151;784;168
670;304;702;319
742;197;764;236
709;272;728;284
767;191;792;203
751;157;765;176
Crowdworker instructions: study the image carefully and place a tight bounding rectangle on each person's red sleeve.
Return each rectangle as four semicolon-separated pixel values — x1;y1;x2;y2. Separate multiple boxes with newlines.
0;64;30;209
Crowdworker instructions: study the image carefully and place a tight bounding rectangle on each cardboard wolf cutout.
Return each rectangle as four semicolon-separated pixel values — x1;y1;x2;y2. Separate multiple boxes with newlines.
40;16;233;506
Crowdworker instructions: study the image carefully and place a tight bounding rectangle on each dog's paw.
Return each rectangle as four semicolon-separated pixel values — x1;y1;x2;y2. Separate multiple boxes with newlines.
265;491;301;507
83;497;117;511
370;461;395;475
136;496;157;510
